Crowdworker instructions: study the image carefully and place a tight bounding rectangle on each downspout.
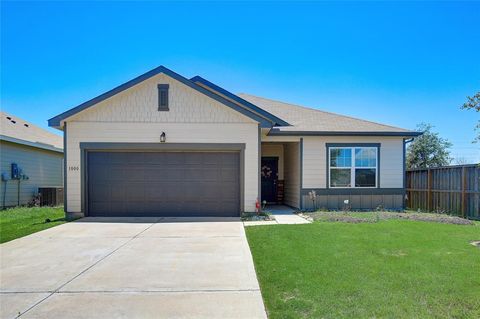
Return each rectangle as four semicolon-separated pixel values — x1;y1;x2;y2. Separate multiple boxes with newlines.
258;124;261;212
17;179;20;206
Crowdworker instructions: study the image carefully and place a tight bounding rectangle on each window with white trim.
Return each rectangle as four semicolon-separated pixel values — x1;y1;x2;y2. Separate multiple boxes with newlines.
329;146;378;188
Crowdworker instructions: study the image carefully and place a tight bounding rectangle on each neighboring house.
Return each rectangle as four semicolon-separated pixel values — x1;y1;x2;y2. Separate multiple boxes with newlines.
1;111;63;208
48;66;421;218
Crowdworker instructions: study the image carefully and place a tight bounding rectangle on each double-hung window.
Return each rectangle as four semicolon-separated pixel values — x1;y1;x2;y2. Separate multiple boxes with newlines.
329;146;378;188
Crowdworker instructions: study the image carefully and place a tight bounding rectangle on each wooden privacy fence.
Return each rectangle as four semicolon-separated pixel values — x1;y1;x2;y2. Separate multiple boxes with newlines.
406;164;479;220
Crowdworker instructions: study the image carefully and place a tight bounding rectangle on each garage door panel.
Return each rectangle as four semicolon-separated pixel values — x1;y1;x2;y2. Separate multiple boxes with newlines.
121;202;140;214
144;168;167;181
221;184;238;198
110;184;127;201
120;152;144;163
88;164;108;179
145;184;165;200
89;202;111;214
184;153;204;164
89;183;111;201
222;153;238;164
87;151;240;217
143;152;166;164
164;168;185;181
199;168;218;181
89;152;110;164
203;155;220;165
202;184;222;197
183;168;205;181
162;152;184;164
125;184;147;200
221;168;238;181
122;168;147;181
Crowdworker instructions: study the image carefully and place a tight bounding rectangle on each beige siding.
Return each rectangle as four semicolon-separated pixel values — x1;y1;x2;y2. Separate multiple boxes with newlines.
65;73;259;214
69;73;253;124
302;136;404;189
284;142;300;208
0;141;63;207
261;143;284;179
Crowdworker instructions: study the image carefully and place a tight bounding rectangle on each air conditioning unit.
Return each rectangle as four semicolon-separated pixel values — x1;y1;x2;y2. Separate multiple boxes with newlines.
38;187;64;206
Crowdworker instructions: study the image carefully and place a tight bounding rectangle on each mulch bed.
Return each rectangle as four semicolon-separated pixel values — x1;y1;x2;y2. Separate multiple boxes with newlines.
305;211;475;225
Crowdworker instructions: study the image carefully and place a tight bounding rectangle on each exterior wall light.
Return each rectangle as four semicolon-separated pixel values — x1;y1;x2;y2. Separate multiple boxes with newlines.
160;132;166;143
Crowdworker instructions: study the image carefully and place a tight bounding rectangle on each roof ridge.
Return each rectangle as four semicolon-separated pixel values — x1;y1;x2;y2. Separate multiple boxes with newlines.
190;76;290;126
238;93;411;132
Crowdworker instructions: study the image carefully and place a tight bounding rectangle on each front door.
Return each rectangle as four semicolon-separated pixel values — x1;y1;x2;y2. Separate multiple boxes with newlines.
261;157;278;203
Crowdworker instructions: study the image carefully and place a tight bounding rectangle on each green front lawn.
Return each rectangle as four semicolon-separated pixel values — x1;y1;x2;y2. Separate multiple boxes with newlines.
246;220;480;318
0;206;66;243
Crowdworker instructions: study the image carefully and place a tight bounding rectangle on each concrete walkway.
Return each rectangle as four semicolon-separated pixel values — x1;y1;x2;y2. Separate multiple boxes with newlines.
0;217;267;319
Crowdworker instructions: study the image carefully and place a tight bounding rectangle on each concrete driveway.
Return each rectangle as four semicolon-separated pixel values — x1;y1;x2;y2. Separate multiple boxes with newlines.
0;217;267;319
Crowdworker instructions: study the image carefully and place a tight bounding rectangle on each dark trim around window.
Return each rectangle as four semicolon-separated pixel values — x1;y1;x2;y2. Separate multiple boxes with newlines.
157;84;169;111
326;143;381;189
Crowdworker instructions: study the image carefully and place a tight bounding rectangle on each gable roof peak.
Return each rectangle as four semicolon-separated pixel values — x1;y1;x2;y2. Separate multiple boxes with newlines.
48;65;278;128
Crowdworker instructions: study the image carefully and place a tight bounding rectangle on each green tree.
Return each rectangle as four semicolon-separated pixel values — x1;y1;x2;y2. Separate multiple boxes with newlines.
407;123;452;169
461;91;480;111
461;91;480;142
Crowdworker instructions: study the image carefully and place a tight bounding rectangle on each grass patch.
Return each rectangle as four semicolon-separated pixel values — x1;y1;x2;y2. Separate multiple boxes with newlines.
0;206;67;243
246;220;480;318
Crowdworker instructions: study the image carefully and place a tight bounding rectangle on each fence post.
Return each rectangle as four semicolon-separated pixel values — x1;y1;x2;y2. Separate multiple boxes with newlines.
461;166;466;218
427;168;432;212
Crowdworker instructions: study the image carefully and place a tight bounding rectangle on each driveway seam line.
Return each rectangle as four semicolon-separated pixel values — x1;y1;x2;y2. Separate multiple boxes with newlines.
138;235;242;238
53;289;261;293
15;218;161;318
1;289;261;294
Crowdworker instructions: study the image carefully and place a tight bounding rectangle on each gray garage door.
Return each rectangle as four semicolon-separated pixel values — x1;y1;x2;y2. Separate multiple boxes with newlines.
87;151;240;217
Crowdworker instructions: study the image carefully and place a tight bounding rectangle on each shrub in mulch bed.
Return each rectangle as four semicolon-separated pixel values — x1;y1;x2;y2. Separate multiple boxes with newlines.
321;215;373;223
241;212;274;221
308;212;377;224
306;211;475;225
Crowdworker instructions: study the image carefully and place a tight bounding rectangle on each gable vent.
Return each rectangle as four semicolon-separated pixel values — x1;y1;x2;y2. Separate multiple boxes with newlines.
157;84;169;111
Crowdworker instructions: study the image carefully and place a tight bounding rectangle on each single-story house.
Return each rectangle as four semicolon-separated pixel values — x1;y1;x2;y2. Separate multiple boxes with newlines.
1;111;63;208
48;66;421;218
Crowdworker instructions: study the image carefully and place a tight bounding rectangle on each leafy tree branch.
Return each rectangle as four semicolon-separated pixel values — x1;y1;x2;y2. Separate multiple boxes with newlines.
407;123;452;169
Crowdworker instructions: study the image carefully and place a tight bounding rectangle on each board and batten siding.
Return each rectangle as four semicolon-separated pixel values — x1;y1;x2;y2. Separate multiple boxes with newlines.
0;141;63;207
64;72;259;214
302;136;404;189
283;142;300;208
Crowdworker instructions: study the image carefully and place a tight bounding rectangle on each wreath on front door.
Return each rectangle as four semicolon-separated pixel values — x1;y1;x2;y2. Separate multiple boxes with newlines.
261;165;273;178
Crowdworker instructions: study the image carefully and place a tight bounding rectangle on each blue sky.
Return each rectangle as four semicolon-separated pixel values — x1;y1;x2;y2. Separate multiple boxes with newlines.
1;1;479;162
